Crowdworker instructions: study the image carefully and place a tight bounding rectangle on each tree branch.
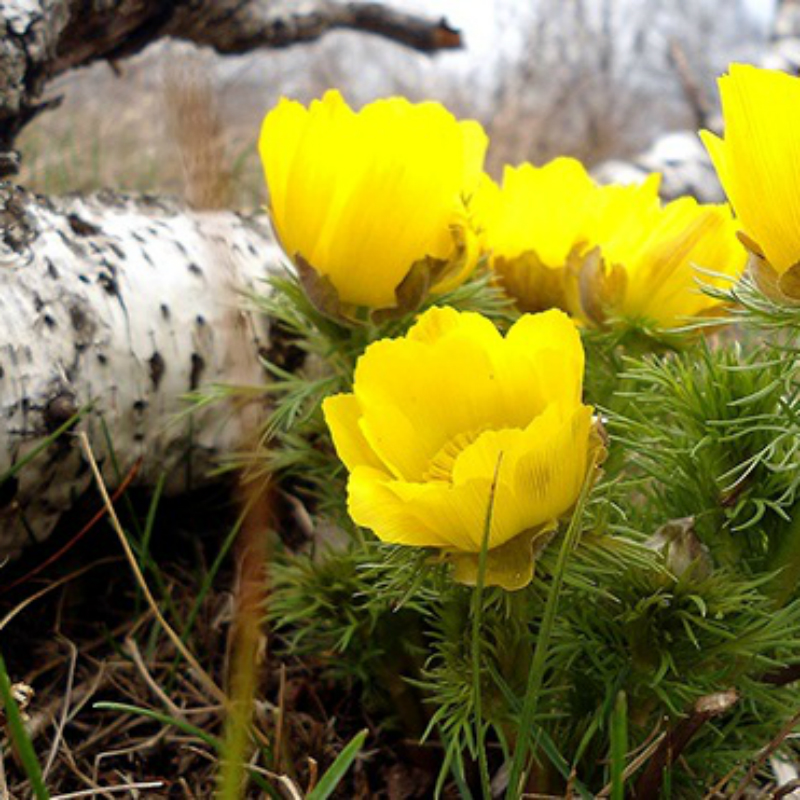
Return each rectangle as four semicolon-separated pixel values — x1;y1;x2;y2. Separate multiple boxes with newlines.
0;0;462;156
169;1;462;55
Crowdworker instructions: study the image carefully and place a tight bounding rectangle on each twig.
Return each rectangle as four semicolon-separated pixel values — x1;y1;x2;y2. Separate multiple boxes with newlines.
275;663;287;774
0;557;122;633
774;778;800;799
667;39;711;128
729;705;800;800
77;431;226;706
42;637;78;780
92;729;168;782
632;690;738;798
596;732;667;797
761;663;800;687
123;637;186;720
0;743;7;800
51;781;165;799
176;1;463;56
0;461;140;596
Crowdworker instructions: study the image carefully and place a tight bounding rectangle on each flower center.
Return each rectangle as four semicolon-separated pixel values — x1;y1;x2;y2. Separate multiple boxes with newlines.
423;430;485;483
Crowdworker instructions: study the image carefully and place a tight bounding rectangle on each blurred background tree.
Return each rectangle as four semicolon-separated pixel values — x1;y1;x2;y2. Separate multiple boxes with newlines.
16;0;772;206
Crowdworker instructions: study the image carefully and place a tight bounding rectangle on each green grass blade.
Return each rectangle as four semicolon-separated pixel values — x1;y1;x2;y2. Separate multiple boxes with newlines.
94;702;278;797
306;728;368;800
0;406;87;486
94;701;222;750
0;654;49;799
506;461;597;798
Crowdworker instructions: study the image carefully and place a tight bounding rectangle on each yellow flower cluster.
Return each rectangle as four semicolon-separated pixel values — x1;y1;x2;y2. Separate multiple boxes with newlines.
260;89;747;328
473;161;745;327
256;68;792;586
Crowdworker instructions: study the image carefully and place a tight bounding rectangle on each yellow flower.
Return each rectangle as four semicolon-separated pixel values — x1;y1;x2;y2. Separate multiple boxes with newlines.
472;159;601;313
593;196;746;327
474;157;745;328
259;90;488;311
701;64;800;299
322;306;600;590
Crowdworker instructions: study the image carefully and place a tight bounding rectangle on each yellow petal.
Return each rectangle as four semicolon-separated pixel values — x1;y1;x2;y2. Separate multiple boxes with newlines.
704;65;800;274
452;404;592;544
613;198;746;325
347;466;457;548
321;394;384;473
348;405;592;552
353;313;503;480
502;310;584;408
351;309;580;482
475;159;597;269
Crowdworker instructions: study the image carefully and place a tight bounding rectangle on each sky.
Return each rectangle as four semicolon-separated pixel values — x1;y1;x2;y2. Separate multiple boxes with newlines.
404;0;776;54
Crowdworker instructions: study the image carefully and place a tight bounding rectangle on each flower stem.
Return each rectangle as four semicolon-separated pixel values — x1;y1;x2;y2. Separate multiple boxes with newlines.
506;458;597;798
471;454;504;798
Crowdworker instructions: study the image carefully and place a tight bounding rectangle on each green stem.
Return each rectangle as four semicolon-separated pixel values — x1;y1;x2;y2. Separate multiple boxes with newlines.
0;653;50;799
471;455;504;798
506;461;597;798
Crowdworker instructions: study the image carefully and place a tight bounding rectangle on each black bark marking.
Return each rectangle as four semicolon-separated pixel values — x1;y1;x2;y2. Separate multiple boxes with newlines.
98;271;119;296
67;213;101;237
133;399;147;413
69;303;89;333
188;262;203;277
266;321;306;373
190;352;205;390
196;315;206;327
97;352;108;365
148;351;165;390
160;304;170;320
43;314;56;329
46;258;59;279
107;241;125;260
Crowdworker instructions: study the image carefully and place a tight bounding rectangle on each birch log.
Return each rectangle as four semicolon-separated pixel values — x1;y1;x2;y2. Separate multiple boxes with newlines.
0;183;280;558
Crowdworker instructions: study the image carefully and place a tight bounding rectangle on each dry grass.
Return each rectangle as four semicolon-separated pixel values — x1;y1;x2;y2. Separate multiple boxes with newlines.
15;46;265;210
0;482;389;798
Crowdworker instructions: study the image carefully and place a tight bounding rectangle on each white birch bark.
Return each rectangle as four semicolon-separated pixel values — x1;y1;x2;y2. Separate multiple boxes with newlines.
0;184;280;558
